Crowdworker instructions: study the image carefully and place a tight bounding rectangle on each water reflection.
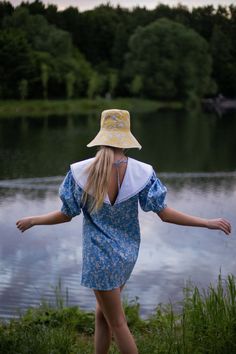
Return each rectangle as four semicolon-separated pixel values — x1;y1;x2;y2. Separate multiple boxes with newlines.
0;175;235;320
0;109;236;179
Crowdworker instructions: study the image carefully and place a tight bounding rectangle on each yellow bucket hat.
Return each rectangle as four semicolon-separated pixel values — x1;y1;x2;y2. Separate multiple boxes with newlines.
87;109;142;150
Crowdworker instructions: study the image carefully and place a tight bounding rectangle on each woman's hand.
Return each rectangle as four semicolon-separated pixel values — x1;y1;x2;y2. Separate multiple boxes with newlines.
16;217;34;233
206;218;231;236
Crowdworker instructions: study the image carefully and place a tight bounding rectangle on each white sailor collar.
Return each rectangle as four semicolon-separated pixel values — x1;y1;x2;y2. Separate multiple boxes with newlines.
70;157;154;205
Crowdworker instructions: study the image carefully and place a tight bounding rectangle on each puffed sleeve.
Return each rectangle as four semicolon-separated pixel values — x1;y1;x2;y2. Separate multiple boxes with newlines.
139;169;167;213
59;169;82;217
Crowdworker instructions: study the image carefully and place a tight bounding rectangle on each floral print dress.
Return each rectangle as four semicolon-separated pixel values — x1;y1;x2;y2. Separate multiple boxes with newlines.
59;156;167;290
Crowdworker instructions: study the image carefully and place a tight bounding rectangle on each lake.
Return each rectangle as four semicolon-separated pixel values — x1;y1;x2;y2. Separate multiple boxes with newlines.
0;107;236;320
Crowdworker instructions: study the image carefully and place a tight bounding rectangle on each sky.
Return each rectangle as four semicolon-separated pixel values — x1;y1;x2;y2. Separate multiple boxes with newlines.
10;0;235;12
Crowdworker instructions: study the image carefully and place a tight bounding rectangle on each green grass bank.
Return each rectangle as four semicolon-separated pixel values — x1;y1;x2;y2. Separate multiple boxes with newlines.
0;98;182;118
0;273;235;354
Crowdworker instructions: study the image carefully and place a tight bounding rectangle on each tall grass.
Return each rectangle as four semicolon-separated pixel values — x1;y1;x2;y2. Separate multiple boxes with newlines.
0;272;235;354
180;272;236;353
138;272;236;354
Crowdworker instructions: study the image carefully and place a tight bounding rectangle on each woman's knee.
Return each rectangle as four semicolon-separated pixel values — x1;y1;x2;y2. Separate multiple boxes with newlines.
96;303;107;322
96;305;103;319
96;303;126;329
109;315;127;330
96;305;127;328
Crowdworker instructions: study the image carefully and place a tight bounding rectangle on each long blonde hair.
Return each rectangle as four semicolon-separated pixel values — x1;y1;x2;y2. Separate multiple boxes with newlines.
81;146;115;213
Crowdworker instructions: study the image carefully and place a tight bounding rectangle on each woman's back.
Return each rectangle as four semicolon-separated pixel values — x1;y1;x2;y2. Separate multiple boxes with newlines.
108;158;128;206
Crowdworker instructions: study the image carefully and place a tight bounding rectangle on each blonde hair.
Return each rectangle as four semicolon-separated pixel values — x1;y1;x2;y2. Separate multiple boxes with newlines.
82;146;115;213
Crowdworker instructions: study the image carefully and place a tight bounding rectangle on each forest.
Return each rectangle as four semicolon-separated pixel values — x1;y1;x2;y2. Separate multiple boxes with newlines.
0;0;235;101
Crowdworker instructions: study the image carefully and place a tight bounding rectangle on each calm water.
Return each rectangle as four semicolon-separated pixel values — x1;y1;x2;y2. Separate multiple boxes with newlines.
0;108;236;320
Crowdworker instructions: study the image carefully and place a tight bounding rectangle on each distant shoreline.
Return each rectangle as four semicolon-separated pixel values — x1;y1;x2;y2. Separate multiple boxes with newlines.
0;98;182;118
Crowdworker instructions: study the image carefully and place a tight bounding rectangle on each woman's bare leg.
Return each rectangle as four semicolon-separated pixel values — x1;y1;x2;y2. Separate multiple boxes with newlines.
94;301;112;354
93;284;138;354
94;284;125;354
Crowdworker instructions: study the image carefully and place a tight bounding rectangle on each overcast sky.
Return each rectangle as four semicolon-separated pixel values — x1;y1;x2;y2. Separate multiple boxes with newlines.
10;0;235;11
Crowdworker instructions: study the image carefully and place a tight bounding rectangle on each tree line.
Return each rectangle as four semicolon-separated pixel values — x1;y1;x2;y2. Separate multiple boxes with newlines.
0;1;235;101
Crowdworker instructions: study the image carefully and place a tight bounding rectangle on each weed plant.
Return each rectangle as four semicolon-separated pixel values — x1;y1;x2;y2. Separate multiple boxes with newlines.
0;273;235;354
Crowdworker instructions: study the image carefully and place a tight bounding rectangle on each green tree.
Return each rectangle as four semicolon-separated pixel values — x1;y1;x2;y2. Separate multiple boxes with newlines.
45;4;58;25
77;4;119;65
59;6;81;47
124;18;213;101
66;71;76;99
41;62;48;99
87;71;105;99
18;79;28;99
0;29;34;98
0;1;14;27
108;69;118;98
191;5;215;41
1;2;235;99
2;6;92;99
111;23;129;69
210;25;236;96
130;75;143;97
22;0;46;16
3;7;73;57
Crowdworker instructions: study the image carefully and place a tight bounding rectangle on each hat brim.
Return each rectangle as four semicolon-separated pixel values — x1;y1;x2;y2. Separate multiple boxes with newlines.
87;130;142;150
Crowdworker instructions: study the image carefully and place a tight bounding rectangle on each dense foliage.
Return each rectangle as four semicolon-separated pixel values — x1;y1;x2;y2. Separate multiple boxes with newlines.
0;1;235;100
0;273;236;353
125;18;213;101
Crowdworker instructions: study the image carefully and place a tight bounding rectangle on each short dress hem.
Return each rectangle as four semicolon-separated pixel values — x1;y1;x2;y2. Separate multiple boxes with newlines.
80;278;128;291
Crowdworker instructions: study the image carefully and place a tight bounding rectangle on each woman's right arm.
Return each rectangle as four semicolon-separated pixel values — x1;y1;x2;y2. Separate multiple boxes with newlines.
157;206;231;236
16;211;72;233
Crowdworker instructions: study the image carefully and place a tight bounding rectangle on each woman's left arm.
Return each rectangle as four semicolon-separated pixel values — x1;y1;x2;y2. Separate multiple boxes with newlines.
157;206;231;236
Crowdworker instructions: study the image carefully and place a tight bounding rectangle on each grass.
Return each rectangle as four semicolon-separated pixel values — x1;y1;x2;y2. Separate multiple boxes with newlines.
0;97;183;118
0;272;235;353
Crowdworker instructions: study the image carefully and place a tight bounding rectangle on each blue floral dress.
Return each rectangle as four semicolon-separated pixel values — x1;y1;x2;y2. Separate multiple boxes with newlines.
59;157;167;290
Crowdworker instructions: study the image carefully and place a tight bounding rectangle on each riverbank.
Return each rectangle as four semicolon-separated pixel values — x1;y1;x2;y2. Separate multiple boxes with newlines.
0;273;235;354
0;98;182;118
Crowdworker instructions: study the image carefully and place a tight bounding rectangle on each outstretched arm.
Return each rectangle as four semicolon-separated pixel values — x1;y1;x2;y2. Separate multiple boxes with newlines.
157;206;231;236
16;211;72;233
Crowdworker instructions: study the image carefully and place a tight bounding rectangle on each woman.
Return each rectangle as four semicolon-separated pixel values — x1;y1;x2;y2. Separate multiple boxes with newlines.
16;109;231;354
